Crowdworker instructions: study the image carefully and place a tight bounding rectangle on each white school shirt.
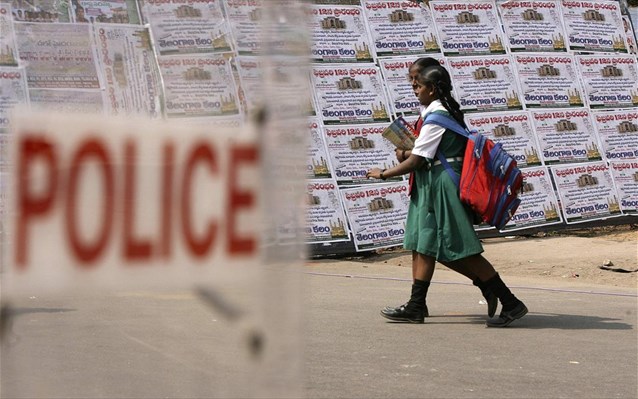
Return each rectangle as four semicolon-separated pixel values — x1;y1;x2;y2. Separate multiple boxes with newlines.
411;100;447;161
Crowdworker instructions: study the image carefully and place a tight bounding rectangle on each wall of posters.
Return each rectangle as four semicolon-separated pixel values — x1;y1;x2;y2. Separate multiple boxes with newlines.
576;54;638;108
430;0;506;57
340;181;410;251
609;160;638;214
562;0;628;53
592;109;638;160
309;4;374;63
363;0;440;58
448;55;523;113
71;0;141;24
551;161;622;223
499;0;568;53
531;108;602;164
501;166;563;231
513;53;586;108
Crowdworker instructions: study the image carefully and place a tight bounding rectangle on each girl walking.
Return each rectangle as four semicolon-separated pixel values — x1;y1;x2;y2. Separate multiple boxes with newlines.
366;63;527;327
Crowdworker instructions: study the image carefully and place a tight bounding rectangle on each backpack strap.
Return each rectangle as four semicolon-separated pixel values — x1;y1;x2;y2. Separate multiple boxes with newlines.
424;112;470;187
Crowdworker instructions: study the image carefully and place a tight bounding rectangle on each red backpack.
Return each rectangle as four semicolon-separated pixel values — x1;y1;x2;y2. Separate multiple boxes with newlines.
425;113;523;230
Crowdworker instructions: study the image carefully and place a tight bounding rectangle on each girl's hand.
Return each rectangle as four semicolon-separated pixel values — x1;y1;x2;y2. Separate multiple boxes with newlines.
366;167;384;179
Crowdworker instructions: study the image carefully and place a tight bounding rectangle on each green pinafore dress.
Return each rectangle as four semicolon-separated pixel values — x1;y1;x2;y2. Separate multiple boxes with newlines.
403;115;483;262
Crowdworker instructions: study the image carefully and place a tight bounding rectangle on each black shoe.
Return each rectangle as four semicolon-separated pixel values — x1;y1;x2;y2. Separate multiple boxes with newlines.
380;304;426;323
486;302;528;328
484;291;498;318
383;302;429;318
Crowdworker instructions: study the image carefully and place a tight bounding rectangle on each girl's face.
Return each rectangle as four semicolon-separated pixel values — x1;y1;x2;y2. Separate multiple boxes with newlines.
413;79;436;106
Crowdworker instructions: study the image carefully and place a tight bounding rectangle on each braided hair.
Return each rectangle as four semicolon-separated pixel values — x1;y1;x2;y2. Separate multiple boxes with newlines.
417;65;467;129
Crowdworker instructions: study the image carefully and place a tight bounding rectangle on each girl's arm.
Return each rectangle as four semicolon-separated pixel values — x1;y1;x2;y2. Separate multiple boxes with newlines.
366;153;427;180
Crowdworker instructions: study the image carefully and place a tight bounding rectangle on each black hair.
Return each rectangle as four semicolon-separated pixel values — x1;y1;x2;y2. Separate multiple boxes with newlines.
417;65;467;129
411;57;441;71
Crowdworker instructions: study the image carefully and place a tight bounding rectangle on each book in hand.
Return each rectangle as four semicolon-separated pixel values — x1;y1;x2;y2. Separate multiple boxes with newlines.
382;117;416;151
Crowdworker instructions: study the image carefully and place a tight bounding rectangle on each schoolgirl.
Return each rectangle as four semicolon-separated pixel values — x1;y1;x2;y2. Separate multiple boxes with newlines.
366;63;528;327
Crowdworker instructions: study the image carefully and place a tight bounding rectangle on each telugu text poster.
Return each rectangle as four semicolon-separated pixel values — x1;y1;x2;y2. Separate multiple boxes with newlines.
0;66;28;130
340;181;410;251
609;161;638;215
308;4;374;63
10;0;70;22
498;0;568;53
575;54;638;109
15;22;100;89
28;89;104;114
0;3;19;66
551;161;622;223
71;0;141;24
501;167;563;231
144;0;233;55
430;0;506;57
513;53;586;108
223;0;262;55
531;108;602;165
93;24;162;117
235;56;316;117
561;0;628;53
306;179;351;244
323;123;401;185
158;55;240;119
307;118;333;180
622;15;637;54
363;0;440;57
312;64;391;125
591;109;638;160
448;55;524;113
466;111;543;168
378;55;445;116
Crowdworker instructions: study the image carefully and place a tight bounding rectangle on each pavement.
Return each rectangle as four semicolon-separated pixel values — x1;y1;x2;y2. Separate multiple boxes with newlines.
1;260;637;398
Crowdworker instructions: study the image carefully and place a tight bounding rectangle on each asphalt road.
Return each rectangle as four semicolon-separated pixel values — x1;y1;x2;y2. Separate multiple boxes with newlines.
1;262;637;398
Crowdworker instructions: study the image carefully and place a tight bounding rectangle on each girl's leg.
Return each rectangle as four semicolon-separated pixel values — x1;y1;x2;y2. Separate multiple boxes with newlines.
451;254;527;327
438;259;497;317
380;251;435;323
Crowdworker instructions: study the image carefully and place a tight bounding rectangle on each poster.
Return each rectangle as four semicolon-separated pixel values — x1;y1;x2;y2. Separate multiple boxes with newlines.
362;0;440;57
551;161;622;223
223;0;263;55
622;15;637;54
609;161;638;214
323;123;401;185
308;4;374;63
562;0;628;53
576;54;638;109
144;0;233;55
377;55;445;116
15;22;100;89
70;0;141;24
10;0;70;22
447;55;524;113
466;111;543;168
592;109;638;160
0;2;18;66
498;0;568;53
306;179;351;243
307;118;333;180
531;108;602;164
29;89;104;114
93;24;162;117
340;181;410;251
235;56;316;117
501;167;563;231
513;53;586;108
0;66;28;130
430;0;506;57
158;55;240;118
312;64;391;125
